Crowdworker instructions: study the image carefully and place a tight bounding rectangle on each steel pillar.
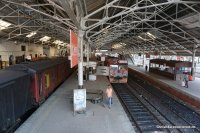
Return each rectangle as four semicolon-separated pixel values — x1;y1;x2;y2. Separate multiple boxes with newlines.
191;47;196;80
78;30;84;89
85;43;90;80
143;50;145;67
87;43;90;67
159;51;162;59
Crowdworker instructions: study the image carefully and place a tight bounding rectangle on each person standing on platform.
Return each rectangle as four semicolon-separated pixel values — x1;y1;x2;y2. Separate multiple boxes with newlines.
106;85;113;109
145;65;148;72
0;55;2;69
9;55;14;65
184;73;189;88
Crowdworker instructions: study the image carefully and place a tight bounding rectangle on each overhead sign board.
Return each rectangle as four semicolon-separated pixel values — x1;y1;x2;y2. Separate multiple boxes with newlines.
118;60;128;64
96;66;109;76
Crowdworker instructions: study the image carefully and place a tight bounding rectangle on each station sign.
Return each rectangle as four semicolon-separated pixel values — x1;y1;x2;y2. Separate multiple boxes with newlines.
70;30;78;68
118;60;128;64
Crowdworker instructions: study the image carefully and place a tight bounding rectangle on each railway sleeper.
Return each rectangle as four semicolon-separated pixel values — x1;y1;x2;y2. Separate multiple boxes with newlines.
129;108;147;111
140;128;165;133
134;116;156;121
131;112;151;116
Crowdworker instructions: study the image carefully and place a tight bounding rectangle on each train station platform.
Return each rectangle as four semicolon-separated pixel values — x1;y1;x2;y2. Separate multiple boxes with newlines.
129;65;200;108
15;72;135;133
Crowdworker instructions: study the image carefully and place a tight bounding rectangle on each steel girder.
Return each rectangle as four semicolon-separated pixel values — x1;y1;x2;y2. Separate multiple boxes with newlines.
0;0;200;55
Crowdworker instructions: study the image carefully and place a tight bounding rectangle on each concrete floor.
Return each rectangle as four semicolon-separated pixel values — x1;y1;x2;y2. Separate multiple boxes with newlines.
15;72;135;133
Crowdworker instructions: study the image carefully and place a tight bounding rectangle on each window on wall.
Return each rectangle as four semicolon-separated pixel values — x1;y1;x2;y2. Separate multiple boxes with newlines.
21;46;26;51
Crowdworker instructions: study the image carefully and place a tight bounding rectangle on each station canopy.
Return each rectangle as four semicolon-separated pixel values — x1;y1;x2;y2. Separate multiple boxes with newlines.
0;0;200;56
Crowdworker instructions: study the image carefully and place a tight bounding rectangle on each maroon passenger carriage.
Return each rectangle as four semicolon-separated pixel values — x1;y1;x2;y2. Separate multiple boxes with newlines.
7;57;74;105
0;57;76;132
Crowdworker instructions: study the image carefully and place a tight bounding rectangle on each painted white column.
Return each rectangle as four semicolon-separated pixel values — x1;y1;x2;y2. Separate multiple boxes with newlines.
78;30;84;89
86;43;90;68
143;50;145;67
85;43;90;80
159;51;161;59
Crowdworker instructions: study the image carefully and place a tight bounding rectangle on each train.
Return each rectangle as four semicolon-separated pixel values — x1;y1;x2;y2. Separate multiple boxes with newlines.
105;57;128;83
0;57;76;132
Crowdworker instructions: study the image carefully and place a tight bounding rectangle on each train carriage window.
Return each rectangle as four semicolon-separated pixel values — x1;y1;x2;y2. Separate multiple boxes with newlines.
110;65;118;77
45;74;50;89
39;77;43;96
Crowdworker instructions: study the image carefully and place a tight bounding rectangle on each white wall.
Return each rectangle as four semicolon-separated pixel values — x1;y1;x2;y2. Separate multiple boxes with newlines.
0;40;22;61
27;44;43;57
0;39;43;61
49;47;57;57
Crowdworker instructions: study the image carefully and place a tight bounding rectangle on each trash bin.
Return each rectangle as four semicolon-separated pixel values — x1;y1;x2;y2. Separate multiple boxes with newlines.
188;75;192;81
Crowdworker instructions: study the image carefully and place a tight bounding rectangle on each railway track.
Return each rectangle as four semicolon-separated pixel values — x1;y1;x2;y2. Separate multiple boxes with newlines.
122;71;200;133
112;83;169;133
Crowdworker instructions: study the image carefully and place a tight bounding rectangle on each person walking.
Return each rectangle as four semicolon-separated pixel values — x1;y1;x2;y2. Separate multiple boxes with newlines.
184;73;189;88
106;85;113;109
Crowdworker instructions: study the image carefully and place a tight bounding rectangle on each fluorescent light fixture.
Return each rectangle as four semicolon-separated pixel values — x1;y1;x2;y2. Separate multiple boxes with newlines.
106;25;110;29
0;19;12;30
96;50;108;52
26;31;37;38
138;36;146;41
100;50;108;52
147;32;156;39
40;36;51;42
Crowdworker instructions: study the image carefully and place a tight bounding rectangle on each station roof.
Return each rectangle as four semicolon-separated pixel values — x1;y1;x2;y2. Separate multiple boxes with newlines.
0;0;200;56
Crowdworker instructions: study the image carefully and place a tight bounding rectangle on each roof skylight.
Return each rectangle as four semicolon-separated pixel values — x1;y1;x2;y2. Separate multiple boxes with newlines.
53;40;67;46
112;42;126;49
39;36;51;42
138;36;146;41
147;32;156;39
26;31;37;38
0;19;12;30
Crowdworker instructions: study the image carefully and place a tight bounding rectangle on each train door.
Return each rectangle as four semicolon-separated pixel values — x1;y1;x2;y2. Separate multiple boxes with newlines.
109;65;118;83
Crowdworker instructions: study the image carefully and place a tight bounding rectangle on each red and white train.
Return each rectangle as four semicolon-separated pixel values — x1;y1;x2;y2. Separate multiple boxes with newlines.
106;57;128;83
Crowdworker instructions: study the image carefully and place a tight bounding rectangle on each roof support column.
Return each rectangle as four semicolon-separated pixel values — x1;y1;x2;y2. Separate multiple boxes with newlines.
86;43;90;68
191;46;197;80
159;51;162;59
85;42;90;81
143;49;145;67
78;30;85;89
